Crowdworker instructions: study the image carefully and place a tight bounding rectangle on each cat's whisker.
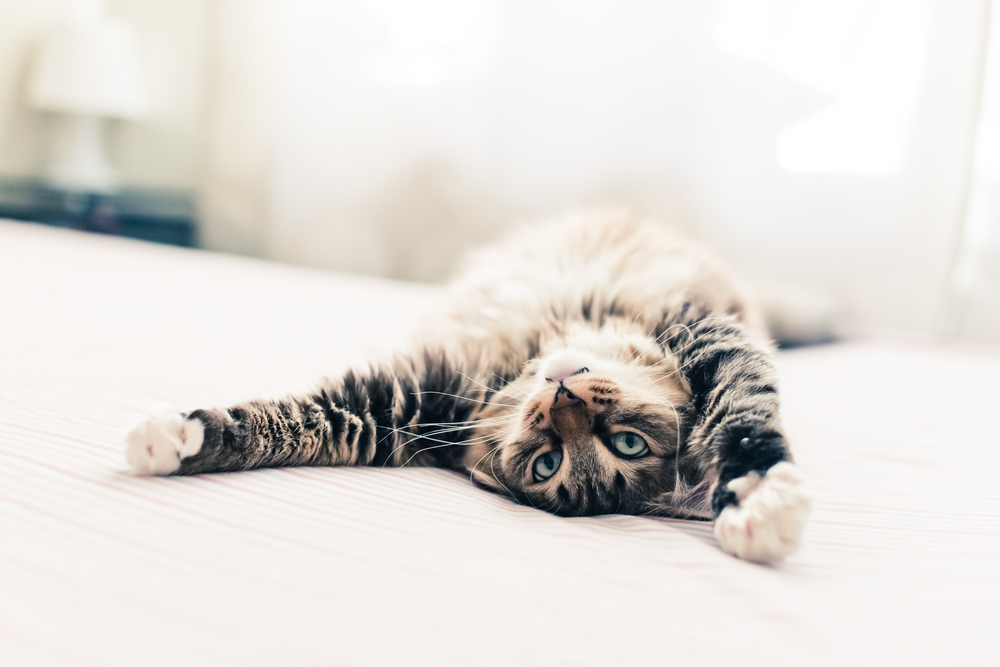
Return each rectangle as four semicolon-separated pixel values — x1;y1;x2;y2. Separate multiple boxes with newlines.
533;492;561;514
424;413;519;428
468;441;504;486
492;373;531;397
377;415;521;467
457;372;509;397
393;431;510;466
414;390;520;408
377;413;516;432
371;419;498;442
398;439;481;467
373;413;517;459
488;446;528;507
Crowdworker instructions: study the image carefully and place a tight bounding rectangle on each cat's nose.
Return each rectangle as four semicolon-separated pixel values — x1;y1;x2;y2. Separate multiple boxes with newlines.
550;386;588;435
552;385;584;411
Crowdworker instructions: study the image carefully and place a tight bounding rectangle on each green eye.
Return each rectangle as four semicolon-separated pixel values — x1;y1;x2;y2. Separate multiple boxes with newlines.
611;432;649;457
532;451;562;481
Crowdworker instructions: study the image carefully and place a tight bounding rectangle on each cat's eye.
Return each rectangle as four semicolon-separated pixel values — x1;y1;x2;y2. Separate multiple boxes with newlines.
610;432;649;457
532;451;562;481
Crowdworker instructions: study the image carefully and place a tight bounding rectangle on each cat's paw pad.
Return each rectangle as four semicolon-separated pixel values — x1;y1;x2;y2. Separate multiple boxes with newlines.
125;412;204;475
713;462;813;564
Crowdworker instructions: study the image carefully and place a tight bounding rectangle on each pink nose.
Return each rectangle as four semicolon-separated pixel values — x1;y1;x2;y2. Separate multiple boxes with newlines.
552;387;583;410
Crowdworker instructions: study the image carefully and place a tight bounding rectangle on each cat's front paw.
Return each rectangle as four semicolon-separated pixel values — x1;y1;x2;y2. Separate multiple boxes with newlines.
125;412;204;475
713;462;813;564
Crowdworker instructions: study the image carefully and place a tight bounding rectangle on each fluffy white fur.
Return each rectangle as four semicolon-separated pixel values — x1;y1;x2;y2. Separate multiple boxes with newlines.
125;412;204;475
713;462;814;564
422;209;768;370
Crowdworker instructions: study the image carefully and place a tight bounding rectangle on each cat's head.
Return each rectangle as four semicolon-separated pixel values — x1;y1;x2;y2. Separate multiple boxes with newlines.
466;322;692;516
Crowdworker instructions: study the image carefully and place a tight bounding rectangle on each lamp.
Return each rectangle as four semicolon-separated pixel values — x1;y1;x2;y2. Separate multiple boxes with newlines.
27;0;146;192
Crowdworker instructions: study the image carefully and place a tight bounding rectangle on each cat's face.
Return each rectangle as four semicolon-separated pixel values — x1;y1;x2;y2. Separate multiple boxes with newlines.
467;323;691;516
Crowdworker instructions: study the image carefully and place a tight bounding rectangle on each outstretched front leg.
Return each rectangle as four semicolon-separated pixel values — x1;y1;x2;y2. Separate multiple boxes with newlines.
659;309;814;564
125;351;486;476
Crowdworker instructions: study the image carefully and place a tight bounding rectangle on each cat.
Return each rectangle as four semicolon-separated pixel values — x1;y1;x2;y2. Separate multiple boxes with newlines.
126;210;813;564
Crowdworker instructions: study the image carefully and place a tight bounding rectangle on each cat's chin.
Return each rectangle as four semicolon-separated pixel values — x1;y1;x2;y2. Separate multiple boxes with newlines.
539;349;595;384
713;462;814;564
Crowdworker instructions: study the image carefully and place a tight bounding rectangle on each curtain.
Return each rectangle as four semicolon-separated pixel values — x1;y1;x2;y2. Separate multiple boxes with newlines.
200;0;996;340
939;1;1000;343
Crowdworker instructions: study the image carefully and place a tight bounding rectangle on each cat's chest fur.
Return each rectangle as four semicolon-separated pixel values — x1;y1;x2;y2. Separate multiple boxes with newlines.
420;211;764;374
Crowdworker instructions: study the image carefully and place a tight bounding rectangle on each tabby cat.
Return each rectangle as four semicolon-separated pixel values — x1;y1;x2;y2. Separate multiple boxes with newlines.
126;211;813;563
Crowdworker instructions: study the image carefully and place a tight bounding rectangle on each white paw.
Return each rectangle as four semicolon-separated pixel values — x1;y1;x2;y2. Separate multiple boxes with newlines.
125;412;204;475
713;462;814;564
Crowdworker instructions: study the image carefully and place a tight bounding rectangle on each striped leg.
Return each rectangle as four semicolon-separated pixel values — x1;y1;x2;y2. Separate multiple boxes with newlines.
657;310;813;563
125;351;485;476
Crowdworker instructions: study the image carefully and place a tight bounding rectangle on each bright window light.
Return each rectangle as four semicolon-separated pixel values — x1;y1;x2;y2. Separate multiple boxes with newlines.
715;0;930;176
352;0;500;88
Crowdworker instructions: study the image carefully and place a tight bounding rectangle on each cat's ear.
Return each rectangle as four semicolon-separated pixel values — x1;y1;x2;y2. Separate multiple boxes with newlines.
470;468;513;497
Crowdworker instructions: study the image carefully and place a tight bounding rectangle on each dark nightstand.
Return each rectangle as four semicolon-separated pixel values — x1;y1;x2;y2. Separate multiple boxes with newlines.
0;178;198;248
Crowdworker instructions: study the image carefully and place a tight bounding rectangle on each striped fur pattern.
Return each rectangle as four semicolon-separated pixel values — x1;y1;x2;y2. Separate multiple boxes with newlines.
126;210;812;562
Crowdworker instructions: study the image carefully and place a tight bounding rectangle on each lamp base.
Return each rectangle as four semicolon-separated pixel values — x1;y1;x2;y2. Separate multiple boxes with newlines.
46;114;119;193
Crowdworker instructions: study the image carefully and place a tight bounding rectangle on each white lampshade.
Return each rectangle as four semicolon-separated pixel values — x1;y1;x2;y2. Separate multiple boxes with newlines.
27;1;146;118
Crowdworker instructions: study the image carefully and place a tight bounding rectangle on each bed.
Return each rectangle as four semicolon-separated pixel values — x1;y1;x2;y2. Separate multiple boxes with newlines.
1;219;997;666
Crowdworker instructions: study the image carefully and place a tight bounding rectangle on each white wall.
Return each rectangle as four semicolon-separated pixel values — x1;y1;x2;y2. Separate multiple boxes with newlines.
0;0;209;189
197;0;278;257
0;0;62;178
263;0;990;337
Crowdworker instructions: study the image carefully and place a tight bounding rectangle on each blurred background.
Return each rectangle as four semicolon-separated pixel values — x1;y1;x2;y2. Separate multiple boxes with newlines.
1;0;999;342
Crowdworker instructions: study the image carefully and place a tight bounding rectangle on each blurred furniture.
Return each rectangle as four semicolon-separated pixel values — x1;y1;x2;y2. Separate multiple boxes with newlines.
0;179;196;247
27;0;146;191
0;218;995;666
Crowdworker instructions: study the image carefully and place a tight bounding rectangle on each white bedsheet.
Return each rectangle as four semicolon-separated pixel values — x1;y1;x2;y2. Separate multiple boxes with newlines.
1;220;997;666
